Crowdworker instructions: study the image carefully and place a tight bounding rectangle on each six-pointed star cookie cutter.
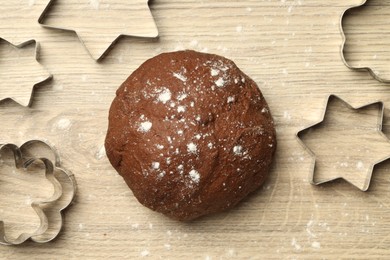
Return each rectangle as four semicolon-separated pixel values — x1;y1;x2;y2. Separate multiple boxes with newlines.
0;38;52;107
296;95;390;191
340;0;390;83
0;140;76;245
37;0;159;61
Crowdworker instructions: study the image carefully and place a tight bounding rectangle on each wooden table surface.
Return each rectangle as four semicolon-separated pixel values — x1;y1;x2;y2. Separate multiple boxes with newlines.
1;0;390;259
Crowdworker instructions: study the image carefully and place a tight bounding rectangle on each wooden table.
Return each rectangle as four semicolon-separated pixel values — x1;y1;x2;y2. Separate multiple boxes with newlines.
1;0;390;258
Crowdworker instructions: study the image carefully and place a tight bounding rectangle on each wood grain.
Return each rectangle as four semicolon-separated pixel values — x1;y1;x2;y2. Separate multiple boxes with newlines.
1;0;390;258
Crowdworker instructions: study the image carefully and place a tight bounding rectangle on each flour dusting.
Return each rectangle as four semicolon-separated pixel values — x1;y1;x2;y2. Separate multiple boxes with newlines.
187;142;198;154
177;106;186;113
157;88;172;104
211;68;220;76
54;118;72;131
139;121;152;133
233;145;243;155
177;93;188;101
215;77;225;87
152;162;160;170
173;72;187;82
95;145;106;160
189;169;200;183
89;0;100;9
140;250;150;257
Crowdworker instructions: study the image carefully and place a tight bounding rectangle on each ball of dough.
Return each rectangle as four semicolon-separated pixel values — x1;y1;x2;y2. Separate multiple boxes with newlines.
105;50;276;221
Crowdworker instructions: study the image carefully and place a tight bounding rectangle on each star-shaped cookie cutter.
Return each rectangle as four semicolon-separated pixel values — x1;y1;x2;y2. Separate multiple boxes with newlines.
0;140;76;245
38;0;159;61
0;38;52;107
296;95;390;191
340;0;390;83
0;1;49;46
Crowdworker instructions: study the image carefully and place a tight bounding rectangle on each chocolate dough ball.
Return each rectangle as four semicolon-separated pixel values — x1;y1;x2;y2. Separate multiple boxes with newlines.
105;50;276;221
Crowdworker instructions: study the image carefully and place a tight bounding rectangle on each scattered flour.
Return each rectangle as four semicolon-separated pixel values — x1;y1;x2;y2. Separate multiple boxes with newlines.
187;142;198;154
173;72;187;82
157;88;172;104
311;241;321;249
177;106;186;113
215;78;225;87
211;68;220;76
54;118;72;131
140;250;150;257
152;162;160;170
89;0;100;9
233;145;243;155
189;169;200;183
291;237;302;251
283;111;292;120
95;145;106;160
177;93;188;101
139;121;152;133
356;161;364;170
227;96;235;103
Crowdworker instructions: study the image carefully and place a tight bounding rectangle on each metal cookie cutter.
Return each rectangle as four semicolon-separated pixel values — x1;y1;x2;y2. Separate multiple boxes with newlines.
340;0;390;83
296;95;390;191
38;0;159;61
0;38;52;107
0;140;76;245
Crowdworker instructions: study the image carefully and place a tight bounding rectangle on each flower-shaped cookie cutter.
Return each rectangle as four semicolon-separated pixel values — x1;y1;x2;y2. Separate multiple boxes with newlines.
0;140;76;245
340;0;390;83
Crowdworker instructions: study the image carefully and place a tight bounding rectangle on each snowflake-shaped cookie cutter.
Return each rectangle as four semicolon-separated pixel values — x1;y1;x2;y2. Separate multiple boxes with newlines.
0;140;76;245
340;0;390;83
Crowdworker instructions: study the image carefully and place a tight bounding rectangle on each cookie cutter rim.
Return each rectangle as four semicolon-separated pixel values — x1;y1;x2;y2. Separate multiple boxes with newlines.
0;37;53;107
340;0;390;83
37;0;159;61
0;144;61;245
296;94;390;191
20;140;77;244
0;140;76;245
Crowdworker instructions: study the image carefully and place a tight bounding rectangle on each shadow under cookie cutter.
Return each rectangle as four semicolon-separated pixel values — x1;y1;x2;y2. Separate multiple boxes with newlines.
0;38;52;107
0;140;76;245
296;95;390;191
340;0;390;83
37;0;159;61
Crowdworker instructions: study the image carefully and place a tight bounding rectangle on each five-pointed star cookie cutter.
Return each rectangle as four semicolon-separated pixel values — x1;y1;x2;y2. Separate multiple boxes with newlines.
0;38;52;107
37;0;159;61
296;95;390;191
340;0;390;83
0;140;76;245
